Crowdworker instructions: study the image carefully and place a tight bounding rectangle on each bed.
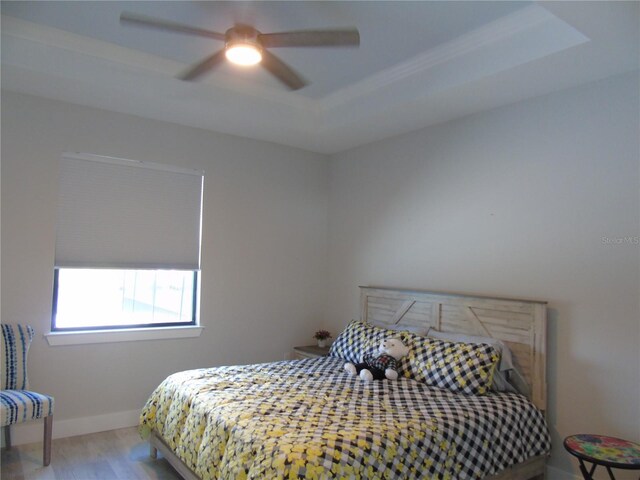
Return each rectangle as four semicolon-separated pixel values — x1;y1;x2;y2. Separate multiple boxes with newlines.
140;286;551;480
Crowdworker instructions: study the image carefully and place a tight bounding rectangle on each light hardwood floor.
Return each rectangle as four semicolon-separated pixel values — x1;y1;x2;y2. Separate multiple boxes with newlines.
1;427;182;480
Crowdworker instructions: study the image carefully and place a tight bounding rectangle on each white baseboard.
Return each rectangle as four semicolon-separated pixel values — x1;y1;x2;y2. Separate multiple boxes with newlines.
4;409;141;447
546;465;581;480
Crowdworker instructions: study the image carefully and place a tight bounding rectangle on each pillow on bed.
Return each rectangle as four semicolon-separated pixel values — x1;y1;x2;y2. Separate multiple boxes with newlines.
405;337;500;395
428;330;529;395
328;320;420;364
328;320;370;363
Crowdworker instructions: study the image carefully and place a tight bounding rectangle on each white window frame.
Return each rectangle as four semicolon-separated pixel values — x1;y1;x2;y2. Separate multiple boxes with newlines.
45;325;204;346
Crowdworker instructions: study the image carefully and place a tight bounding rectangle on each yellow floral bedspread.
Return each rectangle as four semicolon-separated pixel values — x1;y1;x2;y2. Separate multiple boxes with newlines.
139;357;549;480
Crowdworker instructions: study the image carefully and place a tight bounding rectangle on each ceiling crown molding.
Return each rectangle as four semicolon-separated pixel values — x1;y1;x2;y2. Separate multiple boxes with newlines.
321;5;588;111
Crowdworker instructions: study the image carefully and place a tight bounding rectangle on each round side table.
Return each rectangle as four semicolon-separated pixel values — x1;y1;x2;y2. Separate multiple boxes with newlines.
564;434;640;480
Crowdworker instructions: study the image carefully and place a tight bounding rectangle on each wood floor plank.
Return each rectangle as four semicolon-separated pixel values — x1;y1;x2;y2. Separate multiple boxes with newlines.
1;444;26;478
0;427;181;480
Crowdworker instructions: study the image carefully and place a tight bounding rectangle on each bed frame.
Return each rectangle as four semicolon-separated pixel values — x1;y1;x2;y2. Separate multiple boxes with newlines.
148;286;549;480
360;286;548;480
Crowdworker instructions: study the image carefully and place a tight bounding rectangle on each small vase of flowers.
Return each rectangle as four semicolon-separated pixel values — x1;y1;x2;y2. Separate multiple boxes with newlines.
313;330;332;348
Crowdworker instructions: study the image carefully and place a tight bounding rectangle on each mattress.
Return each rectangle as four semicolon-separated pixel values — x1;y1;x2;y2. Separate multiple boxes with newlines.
140;356;550;480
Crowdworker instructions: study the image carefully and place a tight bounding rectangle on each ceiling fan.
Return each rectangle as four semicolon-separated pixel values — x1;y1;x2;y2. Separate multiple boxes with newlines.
120;12;360;90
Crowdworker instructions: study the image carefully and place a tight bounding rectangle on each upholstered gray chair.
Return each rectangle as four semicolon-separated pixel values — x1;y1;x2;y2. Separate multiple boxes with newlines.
0;324;54;465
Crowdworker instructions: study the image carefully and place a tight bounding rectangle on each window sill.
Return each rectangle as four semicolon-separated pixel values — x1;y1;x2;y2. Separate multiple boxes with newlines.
45;325;204;346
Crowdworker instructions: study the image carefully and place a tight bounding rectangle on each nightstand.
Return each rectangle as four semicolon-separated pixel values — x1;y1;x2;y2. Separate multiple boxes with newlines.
293;345;330;359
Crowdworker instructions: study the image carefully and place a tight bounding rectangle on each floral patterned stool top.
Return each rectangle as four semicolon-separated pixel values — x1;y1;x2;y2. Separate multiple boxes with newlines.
564;434;640;480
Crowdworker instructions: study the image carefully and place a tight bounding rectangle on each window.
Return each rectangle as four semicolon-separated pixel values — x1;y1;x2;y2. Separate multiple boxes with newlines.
51;153;203;335
52;269;196;330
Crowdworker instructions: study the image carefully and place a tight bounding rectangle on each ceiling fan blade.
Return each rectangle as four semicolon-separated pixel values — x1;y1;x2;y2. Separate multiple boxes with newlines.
178;50;227;81
120;12;225;41
259;28;360;48
261;50;307;90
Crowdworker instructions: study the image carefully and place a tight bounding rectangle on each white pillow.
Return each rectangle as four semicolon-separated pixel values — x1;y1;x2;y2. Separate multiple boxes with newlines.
428;330;529;395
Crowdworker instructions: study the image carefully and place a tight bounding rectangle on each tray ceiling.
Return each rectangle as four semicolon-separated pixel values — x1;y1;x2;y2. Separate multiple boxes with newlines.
1;1;638;154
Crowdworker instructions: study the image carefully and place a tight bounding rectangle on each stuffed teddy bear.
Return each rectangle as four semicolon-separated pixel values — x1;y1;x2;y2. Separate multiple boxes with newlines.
344;337;410;381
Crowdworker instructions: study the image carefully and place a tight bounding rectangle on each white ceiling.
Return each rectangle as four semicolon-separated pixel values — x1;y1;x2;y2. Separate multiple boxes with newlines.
1;1;638;154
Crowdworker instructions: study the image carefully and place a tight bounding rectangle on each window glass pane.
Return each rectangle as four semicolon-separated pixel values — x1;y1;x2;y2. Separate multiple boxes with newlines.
54;268;196;330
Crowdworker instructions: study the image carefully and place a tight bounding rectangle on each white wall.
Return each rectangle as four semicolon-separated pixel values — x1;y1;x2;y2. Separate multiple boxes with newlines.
1;92;329;434
326;72;639;479
2;72;638;480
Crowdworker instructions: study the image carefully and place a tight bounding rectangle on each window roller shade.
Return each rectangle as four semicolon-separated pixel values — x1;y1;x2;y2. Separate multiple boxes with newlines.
55;153;203;270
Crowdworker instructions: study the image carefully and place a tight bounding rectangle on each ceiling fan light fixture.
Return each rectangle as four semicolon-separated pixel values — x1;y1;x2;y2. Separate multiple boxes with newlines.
120;13;359;88
225;43;262;66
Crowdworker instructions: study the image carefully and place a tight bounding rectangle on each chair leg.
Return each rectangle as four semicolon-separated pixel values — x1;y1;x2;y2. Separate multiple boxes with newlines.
4;425;11;450
43;415;53;466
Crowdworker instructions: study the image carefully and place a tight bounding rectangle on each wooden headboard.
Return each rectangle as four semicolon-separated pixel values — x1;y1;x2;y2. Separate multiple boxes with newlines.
360;286;547;411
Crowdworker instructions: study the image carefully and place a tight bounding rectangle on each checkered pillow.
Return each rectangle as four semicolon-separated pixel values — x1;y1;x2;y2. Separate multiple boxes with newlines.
329;321;379;363
329;321;419;365
404;337;500;395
